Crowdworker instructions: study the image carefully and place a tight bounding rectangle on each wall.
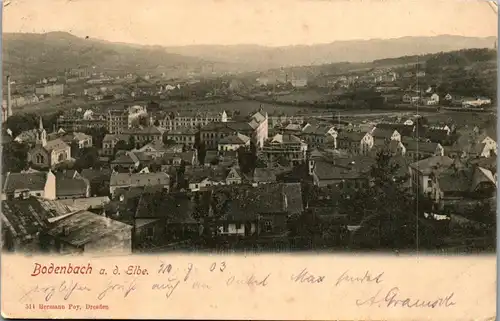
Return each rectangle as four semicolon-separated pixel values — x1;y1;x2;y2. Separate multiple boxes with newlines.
84;227;132;254
44;171;57;200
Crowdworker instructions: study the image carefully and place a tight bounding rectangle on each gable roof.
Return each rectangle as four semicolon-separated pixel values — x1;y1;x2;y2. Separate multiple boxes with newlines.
337;131;368;142
302;124;335;136
409;156;454;175
372;128;399;140
110;172;170;187
212;183;304;221
375;123;414;137
3;171;48;193
1;197;76;240
403;140;441;153
219;133;250;145
46;211;131;247
44;138;70;152
56;178;89;197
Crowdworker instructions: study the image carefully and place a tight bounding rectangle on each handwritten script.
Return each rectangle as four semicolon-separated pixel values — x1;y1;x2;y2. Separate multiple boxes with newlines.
19;261;458;310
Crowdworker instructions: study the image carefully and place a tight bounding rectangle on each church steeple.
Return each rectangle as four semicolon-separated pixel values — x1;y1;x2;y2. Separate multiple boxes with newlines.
37;116;47;147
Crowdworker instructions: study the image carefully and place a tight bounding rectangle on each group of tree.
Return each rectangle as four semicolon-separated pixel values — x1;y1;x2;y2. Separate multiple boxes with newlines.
2;141;29;173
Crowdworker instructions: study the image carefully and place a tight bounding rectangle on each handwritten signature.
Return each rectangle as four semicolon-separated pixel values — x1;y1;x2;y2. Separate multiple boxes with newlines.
335;270;384;287
356;287;456;309
20;281;91;302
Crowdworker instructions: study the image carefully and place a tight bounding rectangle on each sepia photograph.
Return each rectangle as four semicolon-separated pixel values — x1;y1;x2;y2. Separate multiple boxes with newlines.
0;0;497;258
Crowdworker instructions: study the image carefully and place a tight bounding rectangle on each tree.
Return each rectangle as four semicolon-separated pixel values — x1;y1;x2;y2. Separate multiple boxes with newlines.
83;127;108;149
74;147;100;171
197;142;207;165
128;136;136;149
113;140;130;155
2;141;29;173
341;150;435;250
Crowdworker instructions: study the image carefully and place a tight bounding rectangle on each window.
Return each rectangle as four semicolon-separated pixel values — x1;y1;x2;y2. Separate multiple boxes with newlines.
146;227;154;237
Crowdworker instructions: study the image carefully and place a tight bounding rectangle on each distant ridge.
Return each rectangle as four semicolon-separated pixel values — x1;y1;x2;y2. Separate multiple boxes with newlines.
2;32;496;78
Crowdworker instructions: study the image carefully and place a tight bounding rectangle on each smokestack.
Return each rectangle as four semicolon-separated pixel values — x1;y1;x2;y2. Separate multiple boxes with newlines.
6;76;12;118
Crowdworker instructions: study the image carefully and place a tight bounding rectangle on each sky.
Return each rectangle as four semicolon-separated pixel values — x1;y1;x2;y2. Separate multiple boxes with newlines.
3;0;498;47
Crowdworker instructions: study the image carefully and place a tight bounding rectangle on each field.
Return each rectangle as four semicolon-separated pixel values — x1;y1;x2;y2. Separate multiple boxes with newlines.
274;90;332;103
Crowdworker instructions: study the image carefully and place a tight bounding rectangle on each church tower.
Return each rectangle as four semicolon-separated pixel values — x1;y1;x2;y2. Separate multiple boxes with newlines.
36;116;47;147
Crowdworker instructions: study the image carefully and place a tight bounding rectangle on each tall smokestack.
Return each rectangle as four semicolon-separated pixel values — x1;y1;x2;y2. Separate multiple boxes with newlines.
6;76;12;118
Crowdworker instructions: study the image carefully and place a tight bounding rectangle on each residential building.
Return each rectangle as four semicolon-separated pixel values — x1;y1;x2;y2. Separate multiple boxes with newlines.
102;134;129;156
55;175;91;199
109;172;170;197
218;133;251;151
111;151;141;171
159;111;228;131
132;141;184;158
163;127;197;149
446;133;497;159
200;122;253;150
2;170;56;200
41;210;132;255
301;124;338;147
60;132;93;149
403;139;445;160
56;114;107;132
187;165;243;191
408;156;454;199
107;109;129;134
261;134;308;166
122;127;163;148
336;131;374;155
1;197;76;252
309;156;375;189
211;183;304;236
434;162;496;209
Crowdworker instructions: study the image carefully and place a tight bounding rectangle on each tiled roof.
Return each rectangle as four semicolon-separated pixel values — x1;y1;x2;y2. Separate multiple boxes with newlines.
219;133;250;145
211;183;304;221
372;128;398;139
42;138;69;152
58;196;110;210
375;123;414;137
302;124;335;136
56;178;89;197
269;134;303;144
403;140;440;153
46;211;131;247
134;191;211;223
80;168;112;183
337;131;367;142
110;172;170;187
112;152;140;164
3;171;48;193
103;134;129;143
123;126;162;135
437;167;473;193
1;197;75;240
61;132;92;143
253;168;281;183
409;156;454;175
313;157;375;180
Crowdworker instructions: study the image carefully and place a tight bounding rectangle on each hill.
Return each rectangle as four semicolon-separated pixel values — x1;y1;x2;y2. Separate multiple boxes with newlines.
165;35;497;70
2;32;229;80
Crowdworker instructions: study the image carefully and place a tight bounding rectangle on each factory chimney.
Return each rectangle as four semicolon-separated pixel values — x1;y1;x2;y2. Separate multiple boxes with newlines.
6;76;12;119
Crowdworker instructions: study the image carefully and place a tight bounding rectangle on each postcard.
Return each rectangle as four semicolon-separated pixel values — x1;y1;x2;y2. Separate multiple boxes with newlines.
1;0;498;320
